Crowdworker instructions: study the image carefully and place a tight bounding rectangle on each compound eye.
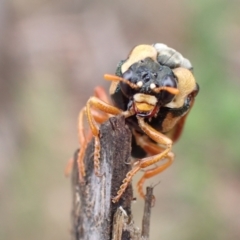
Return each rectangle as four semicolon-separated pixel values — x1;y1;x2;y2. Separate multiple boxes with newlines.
120;70;136;97
162;75;177;89
159;75;177;104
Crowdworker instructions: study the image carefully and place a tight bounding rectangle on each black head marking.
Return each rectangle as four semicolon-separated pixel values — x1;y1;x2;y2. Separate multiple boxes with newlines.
121;57;178;105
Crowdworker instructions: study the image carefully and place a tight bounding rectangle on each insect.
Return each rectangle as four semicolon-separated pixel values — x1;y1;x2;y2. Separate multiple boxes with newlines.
77;43;199;203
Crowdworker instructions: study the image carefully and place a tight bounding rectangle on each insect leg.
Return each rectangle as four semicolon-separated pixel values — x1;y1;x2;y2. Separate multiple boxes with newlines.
137;152;174;198
112;116;173;203
76;86;116;181
94;86;111;104
85;97;122;178
77;107;90;182
65;106;94;180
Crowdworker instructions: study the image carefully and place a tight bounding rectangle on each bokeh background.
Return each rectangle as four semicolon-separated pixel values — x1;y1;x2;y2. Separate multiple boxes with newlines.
0;0;240;239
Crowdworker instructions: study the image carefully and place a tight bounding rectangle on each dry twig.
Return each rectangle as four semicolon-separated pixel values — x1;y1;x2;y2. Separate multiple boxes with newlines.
71;115;153;240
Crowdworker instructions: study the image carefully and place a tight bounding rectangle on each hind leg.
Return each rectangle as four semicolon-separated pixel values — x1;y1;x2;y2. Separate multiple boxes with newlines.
112;117;173;203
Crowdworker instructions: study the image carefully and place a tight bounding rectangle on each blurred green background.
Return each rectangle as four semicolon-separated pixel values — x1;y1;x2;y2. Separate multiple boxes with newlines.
0;0;240;239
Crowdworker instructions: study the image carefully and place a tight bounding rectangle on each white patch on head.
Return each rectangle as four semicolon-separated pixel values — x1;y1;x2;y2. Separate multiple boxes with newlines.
150;83;156;89
134;93;157;105
137;81;143;87
152;43;193;70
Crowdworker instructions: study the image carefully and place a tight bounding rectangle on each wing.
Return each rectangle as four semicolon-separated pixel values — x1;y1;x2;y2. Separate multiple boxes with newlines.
167;97;196;142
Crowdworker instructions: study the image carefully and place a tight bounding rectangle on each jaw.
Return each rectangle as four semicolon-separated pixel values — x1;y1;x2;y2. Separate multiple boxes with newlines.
133;93;159;117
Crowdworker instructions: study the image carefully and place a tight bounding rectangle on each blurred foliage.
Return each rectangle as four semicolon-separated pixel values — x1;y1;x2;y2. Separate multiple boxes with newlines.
173;1;240;239
0;0;239;240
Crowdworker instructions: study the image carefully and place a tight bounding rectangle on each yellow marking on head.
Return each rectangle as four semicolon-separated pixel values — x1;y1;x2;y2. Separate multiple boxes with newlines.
135;102;155;112
166;68;196;108
121;45;158;73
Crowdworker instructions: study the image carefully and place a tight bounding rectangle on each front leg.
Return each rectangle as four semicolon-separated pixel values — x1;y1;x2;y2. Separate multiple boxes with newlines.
112;116;173;203
78;97;122;181
78;95;134;183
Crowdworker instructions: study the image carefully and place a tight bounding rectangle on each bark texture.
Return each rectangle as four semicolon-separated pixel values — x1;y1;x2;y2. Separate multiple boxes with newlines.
71;116;134;240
